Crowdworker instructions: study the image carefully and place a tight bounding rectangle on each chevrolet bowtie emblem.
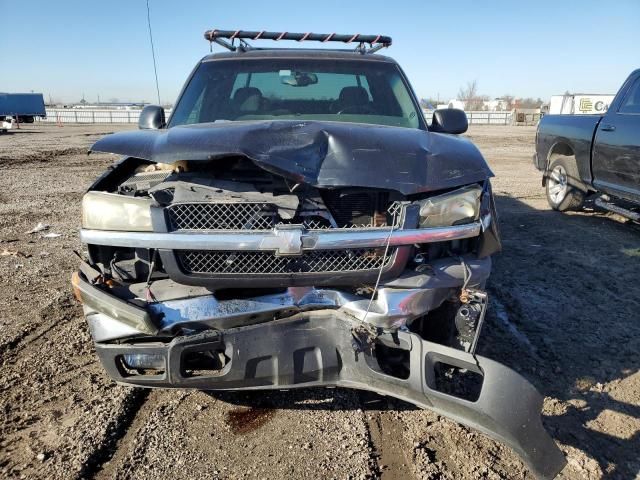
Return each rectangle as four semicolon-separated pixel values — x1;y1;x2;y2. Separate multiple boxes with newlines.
259;226;304;255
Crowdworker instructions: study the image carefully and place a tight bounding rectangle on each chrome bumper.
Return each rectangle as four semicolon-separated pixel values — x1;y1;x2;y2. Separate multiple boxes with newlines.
79;221;482;251
149;286;454;332
78;255;491;341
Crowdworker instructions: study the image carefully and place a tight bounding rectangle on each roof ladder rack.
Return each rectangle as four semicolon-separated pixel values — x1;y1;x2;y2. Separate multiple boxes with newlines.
204;29;392;54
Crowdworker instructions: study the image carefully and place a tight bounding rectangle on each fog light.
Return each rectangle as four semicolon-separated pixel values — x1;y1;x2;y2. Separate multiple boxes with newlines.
122;353;165;370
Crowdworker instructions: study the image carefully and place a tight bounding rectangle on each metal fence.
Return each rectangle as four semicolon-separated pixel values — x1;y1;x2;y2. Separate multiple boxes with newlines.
423;110;513;125
37;108;521;125
36;108;172;124
465;111;512;125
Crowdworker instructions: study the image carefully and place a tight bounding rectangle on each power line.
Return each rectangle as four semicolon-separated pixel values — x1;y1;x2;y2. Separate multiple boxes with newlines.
146;0;161;105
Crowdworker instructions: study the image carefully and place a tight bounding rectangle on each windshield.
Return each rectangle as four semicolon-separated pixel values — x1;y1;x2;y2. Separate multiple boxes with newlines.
169;58;424;129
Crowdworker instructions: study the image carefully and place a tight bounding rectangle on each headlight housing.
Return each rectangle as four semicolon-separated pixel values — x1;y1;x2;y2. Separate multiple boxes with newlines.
415;184;482;228
82;191;153;232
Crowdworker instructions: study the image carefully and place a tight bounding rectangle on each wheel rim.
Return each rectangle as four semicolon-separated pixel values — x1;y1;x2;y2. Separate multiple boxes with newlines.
548;165;568;204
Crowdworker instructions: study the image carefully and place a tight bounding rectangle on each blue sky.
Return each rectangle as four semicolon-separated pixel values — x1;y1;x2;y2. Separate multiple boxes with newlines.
1;0;638;104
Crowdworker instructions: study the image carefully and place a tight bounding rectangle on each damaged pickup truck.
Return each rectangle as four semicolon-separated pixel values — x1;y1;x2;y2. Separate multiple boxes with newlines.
72;30;565;478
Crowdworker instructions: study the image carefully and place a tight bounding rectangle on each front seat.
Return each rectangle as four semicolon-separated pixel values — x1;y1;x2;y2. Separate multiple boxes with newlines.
334;86;370;112
232;87;264;115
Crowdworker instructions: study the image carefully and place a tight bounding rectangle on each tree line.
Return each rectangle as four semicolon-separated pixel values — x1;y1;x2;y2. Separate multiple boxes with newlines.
420;80;544;110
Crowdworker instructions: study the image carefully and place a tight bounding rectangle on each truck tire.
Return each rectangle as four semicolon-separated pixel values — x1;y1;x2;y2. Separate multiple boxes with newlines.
545;157;585;211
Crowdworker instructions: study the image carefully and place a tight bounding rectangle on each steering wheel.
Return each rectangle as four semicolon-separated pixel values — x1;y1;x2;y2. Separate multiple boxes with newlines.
337;104;375;115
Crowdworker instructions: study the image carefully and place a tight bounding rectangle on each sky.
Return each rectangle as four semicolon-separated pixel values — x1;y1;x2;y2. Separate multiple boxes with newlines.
1;0;638;105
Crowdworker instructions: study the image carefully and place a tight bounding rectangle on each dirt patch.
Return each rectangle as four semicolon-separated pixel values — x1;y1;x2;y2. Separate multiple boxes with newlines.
226;406;277;435
361;395;413;480
0;146;86;167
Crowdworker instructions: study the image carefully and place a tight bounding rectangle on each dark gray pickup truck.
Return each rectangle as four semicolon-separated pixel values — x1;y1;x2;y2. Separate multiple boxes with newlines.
534;69;640;220
73;30;565;479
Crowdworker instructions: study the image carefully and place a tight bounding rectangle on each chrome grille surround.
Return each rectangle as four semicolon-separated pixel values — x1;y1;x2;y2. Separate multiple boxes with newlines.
177;248;395;275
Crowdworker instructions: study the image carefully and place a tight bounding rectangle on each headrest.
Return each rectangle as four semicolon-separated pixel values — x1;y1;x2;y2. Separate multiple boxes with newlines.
338;86;369;105
232;87;263;112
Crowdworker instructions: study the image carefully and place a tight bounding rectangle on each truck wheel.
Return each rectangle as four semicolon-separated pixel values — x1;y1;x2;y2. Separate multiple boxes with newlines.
546;158;584;211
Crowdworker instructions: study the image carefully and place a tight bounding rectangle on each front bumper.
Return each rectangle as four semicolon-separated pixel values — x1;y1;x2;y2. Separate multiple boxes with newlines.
95;313;565;479
75;252;565;479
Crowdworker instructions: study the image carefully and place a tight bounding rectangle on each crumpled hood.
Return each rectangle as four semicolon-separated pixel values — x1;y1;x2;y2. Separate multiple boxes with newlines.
90;120;492;195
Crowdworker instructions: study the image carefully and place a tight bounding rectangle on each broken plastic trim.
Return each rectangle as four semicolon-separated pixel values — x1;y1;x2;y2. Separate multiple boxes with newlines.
72;270;158;336
94;314;566;479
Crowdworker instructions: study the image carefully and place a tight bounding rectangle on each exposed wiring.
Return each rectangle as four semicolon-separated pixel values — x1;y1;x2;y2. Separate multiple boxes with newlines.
146;0;161;105
109;253;129;281
361;209;399;325
444;249;473;295
351;209;399;352
459;255;472;292
145;249;158;302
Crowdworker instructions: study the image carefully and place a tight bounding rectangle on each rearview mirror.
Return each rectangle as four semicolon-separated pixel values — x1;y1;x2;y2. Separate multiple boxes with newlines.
431;108;468;134
279;71;318;87
138;105;166;130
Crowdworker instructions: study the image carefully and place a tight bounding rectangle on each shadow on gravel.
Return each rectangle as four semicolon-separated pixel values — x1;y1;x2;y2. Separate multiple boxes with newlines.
205;388;416;412
207;193;639;478
482;194;640;479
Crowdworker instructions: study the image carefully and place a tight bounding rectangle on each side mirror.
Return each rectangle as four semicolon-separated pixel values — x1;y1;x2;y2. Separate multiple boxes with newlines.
431;108;468;134
138;105;166;130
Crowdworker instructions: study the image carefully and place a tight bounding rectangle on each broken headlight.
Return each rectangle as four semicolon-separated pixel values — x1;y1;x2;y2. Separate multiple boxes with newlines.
415;184;482;228
82;191;153;232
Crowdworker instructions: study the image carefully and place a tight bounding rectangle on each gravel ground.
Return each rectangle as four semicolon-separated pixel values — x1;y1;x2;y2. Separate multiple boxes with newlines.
0;124;638;479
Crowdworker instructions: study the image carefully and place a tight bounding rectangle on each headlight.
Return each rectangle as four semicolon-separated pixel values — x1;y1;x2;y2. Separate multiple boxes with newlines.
415;184;482;228
82;191;153;231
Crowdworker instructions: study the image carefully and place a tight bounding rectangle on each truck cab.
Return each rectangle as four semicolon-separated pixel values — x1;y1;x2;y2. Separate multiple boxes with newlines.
591;70;640;202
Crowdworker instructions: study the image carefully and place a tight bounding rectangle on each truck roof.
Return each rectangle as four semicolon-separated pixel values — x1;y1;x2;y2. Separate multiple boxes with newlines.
201;48;398;64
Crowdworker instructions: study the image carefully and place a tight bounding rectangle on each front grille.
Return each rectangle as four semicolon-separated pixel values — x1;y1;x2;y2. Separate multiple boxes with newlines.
167;202;276;231
166;201;403;231
177;249;395;274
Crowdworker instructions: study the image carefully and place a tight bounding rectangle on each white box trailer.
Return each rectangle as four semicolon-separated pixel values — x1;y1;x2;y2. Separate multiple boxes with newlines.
548;94;615;115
